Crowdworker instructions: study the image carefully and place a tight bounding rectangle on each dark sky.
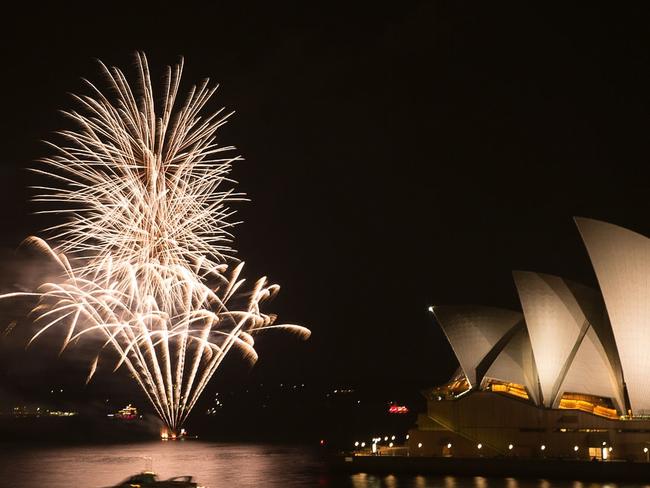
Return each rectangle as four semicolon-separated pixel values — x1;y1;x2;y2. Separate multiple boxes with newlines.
1;3;650;404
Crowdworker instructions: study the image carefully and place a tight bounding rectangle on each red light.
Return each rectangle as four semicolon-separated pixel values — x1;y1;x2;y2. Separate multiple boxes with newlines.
388;404;409;414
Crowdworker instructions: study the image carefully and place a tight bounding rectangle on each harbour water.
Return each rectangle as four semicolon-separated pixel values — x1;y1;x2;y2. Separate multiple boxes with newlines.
0;441;648;488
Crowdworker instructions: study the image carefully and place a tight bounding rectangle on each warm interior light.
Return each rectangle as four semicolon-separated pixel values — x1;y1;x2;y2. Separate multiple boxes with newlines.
484;380;530;400
558;393;618;420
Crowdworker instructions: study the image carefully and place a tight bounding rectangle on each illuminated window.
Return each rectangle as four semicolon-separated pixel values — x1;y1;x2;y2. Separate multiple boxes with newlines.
558;393;618;420
588;447;603;460
429;372;471;400
483;379;530;400
442;444;452;457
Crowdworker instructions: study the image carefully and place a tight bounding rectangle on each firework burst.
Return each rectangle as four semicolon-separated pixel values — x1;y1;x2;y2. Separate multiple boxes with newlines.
1;53;309;433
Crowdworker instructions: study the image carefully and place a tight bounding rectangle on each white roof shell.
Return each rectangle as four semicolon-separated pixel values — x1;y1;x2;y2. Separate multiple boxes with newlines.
576;217;650;415
483;327;541;405
433;306;540;403
512;271;624;411
558;325;624;411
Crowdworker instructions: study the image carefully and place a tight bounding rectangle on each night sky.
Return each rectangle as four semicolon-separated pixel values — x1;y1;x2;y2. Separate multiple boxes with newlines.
1;3;649;406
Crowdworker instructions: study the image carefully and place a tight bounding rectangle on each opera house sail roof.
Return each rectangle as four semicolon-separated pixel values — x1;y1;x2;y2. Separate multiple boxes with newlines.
512;271;624;412
576;218;650;416
433;218;650;418
432;306;539;404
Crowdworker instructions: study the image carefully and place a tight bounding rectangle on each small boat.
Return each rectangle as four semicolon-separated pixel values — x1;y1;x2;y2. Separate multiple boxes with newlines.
105;471;205;487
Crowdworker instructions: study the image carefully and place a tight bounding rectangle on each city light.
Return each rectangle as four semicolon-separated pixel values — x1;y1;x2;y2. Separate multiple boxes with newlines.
477;443;482;449
447;443;452;449
574;445;579;452
389;442;394;447
355;441;359;447
541;445;546;451
418;443;423;448
361;442;366;448
428;306;434;313
508;444;513;450
388;405;409;414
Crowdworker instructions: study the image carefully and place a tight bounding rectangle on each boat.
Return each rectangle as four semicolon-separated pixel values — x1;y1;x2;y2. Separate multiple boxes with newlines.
104;471;205;487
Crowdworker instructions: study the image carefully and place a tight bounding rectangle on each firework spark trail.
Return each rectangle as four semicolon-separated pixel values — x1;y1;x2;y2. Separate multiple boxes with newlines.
0;53;310;433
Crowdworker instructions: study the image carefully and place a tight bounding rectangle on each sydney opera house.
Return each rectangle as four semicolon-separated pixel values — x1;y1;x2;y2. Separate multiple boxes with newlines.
409;218;650;461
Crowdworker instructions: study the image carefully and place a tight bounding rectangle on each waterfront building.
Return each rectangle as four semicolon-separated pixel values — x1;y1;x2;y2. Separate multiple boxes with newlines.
410;218;650;461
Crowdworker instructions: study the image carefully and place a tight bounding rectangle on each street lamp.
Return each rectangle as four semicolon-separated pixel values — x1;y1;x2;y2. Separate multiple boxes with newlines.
418;442;423;448
508;444;514;450
477;443;482;450
644;447;649;462
428;306;434;313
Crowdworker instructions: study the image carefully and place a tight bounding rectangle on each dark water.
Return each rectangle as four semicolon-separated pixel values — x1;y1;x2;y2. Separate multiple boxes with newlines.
0;441;647;488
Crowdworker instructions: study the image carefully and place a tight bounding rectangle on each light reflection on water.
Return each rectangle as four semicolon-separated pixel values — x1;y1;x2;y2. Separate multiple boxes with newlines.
0;442;650;488
349;475;650;488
